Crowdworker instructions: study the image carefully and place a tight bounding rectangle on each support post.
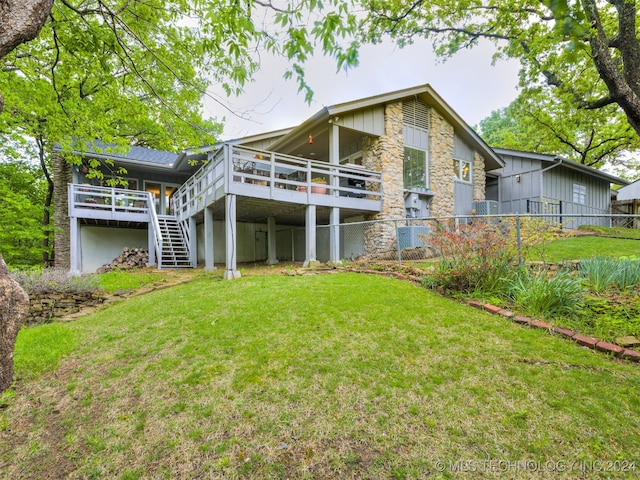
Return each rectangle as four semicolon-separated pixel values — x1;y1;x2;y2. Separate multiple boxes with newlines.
303;204;317;267
189;216;197;267
329;207;340;264
224;194;241;279
267;215;278;265
69;218;81;274
147;223;156;267
204;205;216;270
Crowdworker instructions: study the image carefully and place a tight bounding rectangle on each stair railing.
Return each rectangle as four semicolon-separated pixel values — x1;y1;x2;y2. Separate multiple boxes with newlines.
179;219;192;266
147;192;164;268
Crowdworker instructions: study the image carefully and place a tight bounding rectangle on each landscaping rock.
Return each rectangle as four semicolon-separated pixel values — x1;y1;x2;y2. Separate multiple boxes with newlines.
615;336;640;348
0;254;30;393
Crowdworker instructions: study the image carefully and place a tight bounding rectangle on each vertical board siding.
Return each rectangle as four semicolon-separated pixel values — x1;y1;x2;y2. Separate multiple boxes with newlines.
454;180;474;215
453;134;474;162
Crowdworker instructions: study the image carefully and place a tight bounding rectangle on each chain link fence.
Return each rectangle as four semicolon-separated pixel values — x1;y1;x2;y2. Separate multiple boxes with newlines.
316;214;640;266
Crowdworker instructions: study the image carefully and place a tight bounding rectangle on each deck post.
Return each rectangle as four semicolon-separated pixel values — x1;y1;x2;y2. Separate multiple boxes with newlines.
224;194;241;279
329;207;341;264
303;204;317;267
69;217;81;274
147;222;156;267
266;215;278;265
204;205;216;270
189;215;197;267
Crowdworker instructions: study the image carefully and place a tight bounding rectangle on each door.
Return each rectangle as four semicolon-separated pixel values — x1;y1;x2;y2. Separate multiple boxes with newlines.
145;182;180;215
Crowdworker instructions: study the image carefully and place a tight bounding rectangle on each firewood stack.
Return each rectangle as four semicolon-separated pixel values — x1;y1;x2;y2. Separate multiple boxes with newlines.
97;247;149;273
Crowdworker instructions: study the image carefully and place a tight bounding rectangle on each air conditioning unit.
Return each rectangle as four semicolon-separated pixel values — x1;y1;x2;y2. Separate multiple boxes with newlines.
398;226;429;249
473;200;499;216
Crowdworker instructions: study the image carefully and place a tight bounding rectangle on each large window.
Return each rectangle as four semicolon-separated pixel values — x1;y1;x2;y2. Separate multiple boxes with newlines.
453;158;471;182
573;183;587;204
403;146;428;190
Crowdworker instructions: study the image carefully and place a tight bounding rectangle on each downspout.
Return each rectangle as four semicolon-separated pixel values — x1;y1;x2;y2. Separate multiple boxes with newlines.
539;157;563;201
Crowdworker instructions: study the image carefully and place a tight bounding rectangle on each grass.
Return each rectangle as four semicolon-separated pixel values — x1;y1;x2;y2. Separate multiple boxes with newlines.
97;268;167;293
2;273;639;478
529;236;640;262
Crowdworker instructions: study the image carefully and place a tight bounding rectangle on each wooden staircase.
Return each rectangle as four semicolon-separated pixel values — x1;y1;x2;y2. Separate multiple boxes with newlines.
157;215;191;268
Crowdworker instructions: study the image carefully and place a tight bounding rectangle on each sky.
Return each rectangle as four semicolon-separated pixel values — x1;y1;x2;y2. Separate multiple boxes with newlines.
203;38;522;141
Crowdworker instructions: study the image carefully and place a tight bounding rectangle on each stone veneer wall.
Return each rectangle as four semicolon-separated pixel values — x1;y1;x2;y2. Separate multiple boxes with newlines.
53;153;73;269
473;151;486;202
428;109;455;217
361;101;405;257
26;291;105;324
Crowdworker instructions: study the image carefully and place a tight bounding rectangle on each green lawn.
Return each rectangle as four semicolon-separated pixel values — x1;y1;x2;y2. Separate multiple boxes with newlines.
2;273;640;479
529;236;640;262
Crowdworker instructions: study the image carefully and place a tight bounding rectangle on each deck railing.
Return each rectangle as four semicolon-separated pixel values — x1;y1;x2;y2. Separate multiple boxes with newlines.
174;144;383;220
68;184;151;218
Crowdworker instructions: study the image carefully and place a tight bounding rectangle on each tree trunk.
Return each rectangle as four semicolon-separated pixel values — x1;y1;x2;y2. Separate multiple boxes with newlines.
0;0;53;58
39;140;54;267
0;254;29;393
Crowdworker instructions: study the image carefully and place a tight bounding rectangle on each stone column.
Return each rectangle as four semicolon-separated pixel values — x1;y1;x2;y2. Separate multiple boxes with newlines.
53;153;73;269
473;152;486;202
361;101;405;258
428;109;455;217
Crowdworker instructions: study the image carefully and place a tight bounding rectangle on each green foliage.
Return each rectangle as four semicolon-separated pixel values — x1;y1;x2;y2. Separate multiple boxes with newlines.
505;268;583;319
579;256;640;293
0;160;49;267
569;295;640;341
478;92;638;168
362;0;640;161
0;1;362;162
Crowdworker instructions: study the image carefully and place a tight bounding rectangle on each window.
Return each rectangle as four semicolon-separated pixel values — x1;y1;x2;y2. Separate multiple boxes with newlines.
453;159;471;182
403;146;428;190
573;183;586;204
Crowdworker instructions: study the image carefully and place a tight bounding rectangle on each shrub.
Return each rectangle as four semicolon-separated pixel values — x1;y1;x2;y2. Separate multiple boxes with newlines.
579;256;640;293
505;268;583;319
11;268;100;295
427;219;518;293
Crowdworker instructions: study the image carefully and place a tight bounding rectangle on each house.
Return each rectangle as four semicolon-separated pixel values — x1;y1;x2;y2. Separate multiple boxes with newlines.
488;148;629;228
611;179;640;227
53;84;504;276
617;179;640;201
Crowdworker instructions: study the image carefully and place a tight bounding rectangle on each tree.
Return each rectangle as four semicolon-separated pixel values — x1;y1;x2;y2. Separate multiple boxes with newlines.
0;1;360;269
361;0;640;148
479;89;640;169
0;159;49;267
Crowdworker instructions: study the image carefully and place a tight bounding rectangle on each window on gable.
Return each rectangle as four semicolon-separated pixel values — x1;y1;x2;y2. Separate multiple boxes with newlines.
573;183;586;204
453;159;471;182
403;147;428;190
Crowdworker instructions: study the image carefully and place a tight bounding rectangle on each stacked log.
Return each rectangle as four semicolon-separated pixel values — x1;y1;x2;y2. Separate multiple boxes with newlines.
97;247;149;273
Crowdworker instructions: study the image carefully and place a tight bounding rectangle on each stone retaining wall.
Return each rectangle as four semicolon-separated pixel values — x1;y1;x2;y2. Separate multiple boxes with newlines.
26;291;105;324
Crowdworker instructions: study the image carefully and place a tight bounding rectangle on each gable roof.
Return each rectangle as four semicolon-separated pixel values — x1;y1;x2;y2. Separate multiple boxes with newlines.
268;83;505;170
493;148;630;186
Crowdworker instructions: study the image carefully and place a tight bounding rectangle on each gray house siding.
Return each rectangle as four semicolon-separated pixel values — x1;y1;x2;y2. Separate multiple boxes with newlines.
494;153;541;214
618;180;640;201
453;134;478;215
492;149;623;228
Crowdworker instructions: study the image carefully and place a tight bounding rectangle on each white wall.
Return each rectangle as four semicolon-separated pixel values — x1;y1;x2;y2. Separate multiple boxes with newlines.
81;226;148;273
196;221;269;265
